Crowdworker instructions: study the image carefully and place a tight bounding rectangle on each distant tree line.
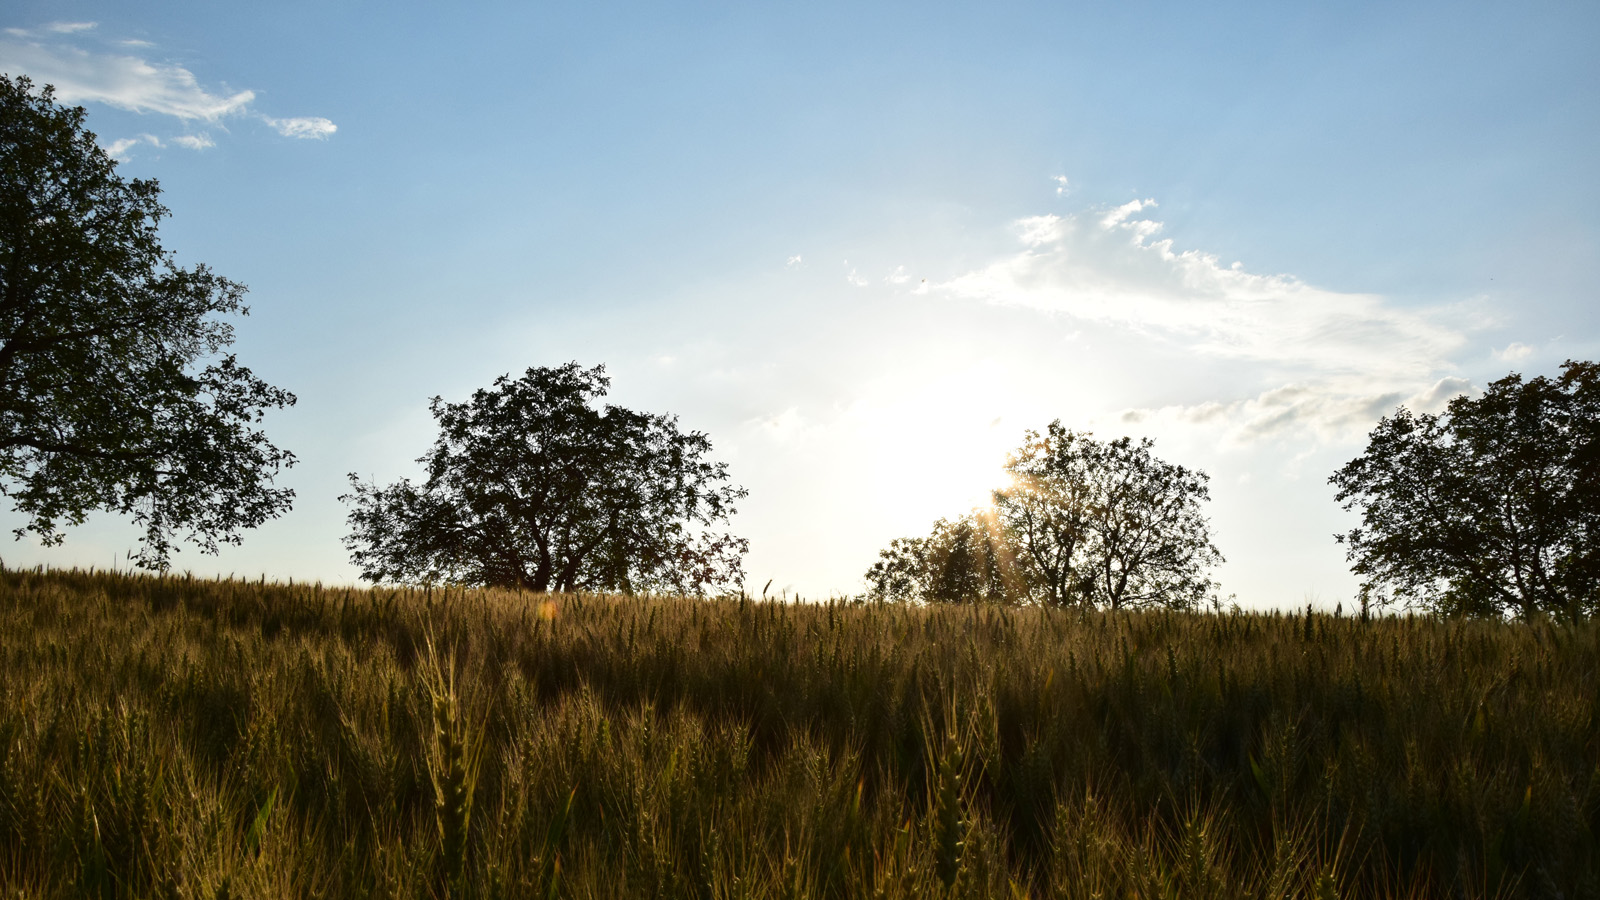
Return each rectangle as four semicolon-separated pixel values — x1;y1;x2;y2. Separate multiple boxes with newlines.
6;73;1599;619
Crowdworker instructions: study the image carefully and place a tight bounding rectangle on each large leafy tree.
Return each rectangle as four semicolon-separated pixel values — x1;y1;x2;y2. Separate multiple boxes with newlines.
342;362;748;594
995;423;1221;609
990;424;1099;606
1331;361;1600;621
866;423;1221;608
0;75;296;567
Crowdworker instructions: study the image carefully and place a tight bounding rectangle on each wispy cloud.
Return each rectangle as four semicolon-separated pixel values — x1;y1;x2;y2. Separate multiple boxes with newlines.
0;39;254;118
103;135;145;157
0;25;336;146
171;133;214;150
6;22;98;38
260;114;336;139
1015;214;1064;247
1119;377;1473;444
104;131;215;157
1495;341;1534;362
935;197;1488;442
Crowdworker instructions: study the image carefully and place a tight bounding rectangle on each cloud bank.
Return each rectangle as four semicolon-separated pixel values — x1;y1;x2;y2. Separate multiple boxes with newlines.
0;22;336;151
932;198;1487;442
1120;376;1473;443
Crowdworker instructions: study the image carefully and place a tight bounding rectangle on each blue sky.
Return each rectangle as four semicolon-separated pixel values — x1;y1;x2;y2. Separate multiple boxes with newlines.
3;1;1597;606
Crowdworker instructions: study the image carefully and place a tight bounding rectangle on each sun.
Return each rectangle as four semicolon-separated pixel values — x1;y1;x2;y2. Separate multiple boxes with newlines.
852;366;1022;530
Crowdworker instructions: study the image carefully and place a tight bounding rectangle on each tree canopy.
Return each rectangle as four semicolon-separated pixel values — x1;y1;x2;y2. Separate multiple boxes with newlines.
342;362;748;594
0;75;296;568
866;423;1222;608
1331;361;1600;621
864;509;1029;604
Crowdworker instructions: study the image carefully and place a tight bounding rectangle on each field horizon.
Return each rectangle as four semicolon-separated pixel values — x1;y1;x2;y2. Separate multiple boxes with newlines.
1;565;1596;898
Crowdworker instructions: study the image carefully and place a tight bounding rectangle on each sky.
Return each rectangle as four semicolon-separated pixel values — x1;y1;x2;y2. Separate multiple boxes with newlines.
2;1;1597;607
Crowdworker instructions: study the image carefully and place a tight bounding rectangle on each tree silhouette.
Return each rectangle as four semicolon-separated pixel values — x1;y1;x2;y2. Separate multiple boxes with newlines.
996;423;1221;609
864;510;1029;603
1332;360;1600;620
0;75;296;567
343;363;747;594
867;423;1221;608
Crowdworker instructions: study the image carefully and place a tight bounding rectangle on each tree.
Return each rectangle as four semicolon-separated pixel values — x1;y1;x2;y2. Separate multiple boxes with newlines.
342;362;748;594
990;425;1098;606
866;423;1222;609
864;509;1030;604
0;75;296;568
1330;361;1600;621
995;423;1222;609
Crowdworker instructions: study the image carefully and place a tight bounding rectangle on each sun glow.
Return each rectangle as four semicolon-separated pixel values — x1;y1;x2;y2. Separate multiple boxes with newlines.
852;365;1025;533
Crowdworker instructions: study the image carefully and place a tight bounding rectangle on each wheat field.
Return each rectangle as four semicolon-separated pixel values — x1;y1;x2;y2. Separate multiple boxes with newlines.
0;566;1596;898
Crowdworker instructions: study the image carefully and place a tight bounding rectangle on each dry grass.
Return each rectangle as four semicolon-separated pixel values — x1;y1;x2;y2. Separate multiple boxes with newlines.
0;567;1596;898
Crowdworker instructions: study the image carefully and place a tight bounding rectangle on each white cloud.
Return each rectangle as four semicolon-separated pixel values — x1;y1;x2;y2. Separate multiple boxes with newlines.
1495;341;1534;362
103;136;141;157
3;23;96;38
171;133;214;150
1053;174;1070;196
885;265;911;284
845;264;868;287
1407;376;1474;411
1015;214;1064;247
0;39;255;119
102;132;162;158
261;115;336;139
786;254;803;268
1099;198;1155;229
0;28;336;145
942;201;1473;379
102;131;212;156
937;198;1487;442
1119;377;1472;444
